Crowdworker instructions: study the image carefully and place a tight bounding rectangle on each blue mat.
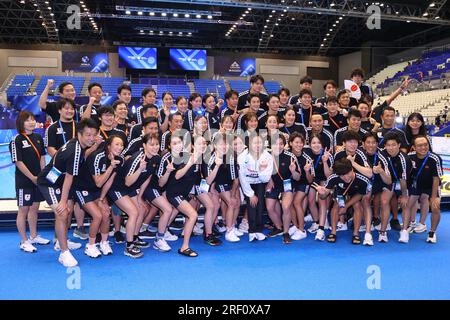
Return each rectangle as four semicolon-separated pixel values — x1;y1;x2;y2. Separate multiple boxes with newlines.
0;213;449;300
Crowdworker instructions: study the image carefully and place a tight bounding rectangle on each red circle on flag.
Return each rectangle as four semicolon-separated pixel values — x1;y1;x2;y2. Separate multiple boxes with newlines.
351;85;358;91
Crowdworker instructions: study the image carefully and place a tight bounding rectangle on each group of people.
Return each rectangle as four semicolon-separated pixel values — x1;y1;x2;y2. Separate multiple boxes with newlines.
9;69;443;268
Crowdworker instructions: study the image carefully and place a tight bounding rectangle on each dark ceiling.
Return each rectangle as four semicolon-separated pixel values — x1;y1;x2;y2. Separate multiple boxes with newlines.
1;0;450;56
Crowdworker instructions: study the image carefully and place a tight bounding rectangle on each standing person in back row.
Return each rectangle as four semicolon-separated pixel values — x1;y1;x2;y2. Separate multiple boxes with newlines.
350;68;375;101
39;79;79;123
237;75;269;112
289;76;316;106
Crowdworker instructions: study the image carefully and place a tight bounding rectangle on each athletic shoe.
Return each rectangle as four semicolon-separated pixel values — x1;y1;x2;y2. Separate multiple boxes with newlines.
114;231;125;244
255;232;267;241
20;240;37;253
414;223;427;234
289;225;299;236
233;227;244;237
58;250;78;267
120;225;127;234
153;238;171;252
324;219;331;230
390;218;401;231
124;244;143;258
267;228;283;238
99;241;113;255
307;222;319;234
304;214;313;223
225;230;240;242
315;229;325;241
54;239;82;251
84;244;102;258
204;234;223;246
215;222;227;233
426;232;437;244
407;222;417;234
29;234;50;245
134;237;150;248
363;233;374;246
374;221;391;231
378;232;389;243
147;225;158;233
138;230;156;239
73;227;88;240
283;233;292;244
372;217;381;229
337;222;348;232
399;230;409;243
249;233;257;242
359;225;375;233
164;230;178;241
193;222;204;236
292;229;307;241
238;219;249;233
169;220;184;231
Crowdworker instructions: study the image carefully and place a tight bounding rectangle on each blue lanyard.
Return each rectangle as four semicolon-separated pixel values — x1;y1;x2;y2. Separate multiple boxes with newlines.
284;126;291;135
58;120;67;144
300;108;304;124
388;157;399;181
314;149;324;170
415;152;430;180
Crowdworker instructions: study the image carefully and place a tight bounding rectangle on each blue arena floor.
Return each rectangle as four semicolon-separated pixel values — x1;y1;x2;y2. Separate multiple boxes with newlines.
1;213;450;300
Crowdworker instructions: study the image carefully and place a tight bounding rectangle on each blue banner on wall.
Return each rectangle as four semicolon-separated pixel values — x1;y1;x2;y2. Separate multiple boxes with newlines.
62;51;109;73
118;47;157;69
170;49;207;71
214;56;256;77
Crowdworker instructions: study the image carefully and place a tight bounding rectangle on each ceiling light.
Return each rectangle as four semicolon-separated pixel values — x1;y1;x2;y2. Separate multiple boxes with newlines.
137;11;143;15
207;15;212;19
161;12;167;17
125;10;131;15
184;14;190;18
196;14;201;18
173;13;178;17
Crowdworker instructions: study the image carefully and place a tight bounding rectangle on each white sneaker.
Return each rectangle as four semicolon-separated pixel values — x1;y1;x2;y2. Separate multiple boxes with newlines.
255;232;266;241
20;240;37;253
407;222;417;234
249;233;257;242
378;232;388;243
292;229;307;241
414;223;427;234
304;214;313;223
29;234;50;245
288;225;299;236
193;222;204;236
148;225;158;233
153;238;171;252
58;250;78;267
426;233;437;244
399;230;409;243
225;230;240;242
233;227;244;237
308;222;319;234
99;241;113;255
315;229;325;241
196;222;204;228
54;239;82;251
164;230;178;241
84;244;102;258
337;222;348;232
239;219;249;233
216;224;227;233
363;233;374;246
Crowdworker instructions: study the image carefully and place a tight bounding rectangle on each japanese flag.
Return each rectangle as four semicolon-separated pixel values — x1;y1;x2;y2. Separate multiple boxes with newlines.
344;80;361;100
